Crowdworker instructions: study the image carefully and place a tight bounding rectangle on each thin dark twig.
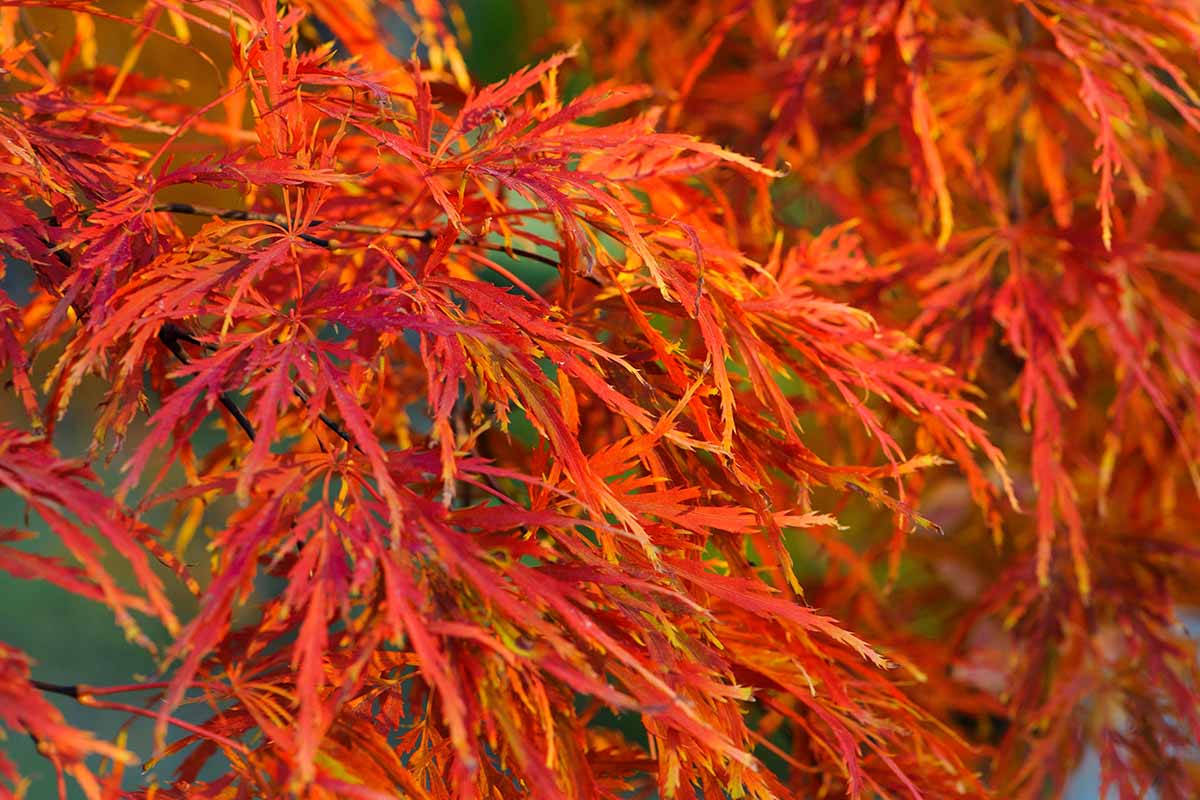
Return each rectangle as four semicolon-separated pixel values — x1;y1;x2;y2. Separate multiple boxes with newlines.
43;201;575;454
291;383;361;451
154;202;569;272
158;323;257;442
32;680;79;698
32;678;248;754
30;222;261;445
159;324;358;451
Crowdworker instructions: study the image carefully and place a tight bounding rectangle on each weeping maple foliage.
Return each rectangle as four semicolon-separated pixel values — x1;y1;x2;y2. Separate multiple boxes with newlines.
1;0;1198;798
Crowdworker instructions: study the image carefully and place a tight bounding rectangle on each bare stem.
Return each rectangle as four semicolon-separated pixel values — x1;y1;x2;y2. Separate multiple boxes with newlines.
158;323;258;442
154;202;566;271
32;679;248;754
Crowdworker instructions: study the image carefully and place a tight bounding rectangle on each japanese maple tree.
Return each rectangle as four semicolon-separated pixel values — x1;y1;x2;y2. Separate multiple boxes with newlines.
1;1;1198;798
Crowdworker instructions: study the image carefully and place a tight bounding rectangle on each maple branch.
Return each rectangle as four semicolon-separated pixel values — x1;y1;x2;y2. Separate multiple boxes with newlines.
48;205;549;451
158;323;258;442
31;680;79;699
33;217;261;444
159;323;360;451
32;679;248;755
37;209;408;450
35;680;228;697
290;382;361;451
153;202;566;272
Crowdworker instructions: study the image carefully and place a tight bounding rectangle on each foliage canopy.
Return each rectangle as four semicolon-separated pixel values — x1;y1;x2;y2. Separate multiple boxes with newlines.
2;1;1199;798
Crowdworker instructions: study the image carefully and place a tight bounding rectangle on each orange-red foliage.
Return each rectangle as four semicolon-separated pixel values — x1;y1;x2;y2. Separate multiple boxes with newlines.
1;1;1199;798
